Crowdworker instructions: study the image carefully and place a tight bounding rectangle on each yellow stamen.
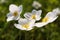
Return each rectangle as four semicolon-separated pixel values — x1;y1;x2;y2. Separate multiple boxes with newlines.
22;24;29;29
13;11;18;16
31;15;36;19
42;17;48;22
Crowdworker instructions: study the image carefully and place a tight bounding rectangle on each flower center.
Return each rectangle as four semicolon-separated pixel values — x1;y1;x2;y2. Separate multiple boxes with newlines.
22;23;29;29
42;17;48;22
13;11;18;16
31;15;36;19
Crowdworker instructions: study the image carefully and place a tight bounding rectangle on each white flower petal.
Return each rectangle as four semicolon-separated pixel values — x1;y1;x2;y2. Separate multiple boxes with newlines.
9;4;18;13
45;12;54;18
29;20;35;27
7;16;14;22
24;13;32;19
35;10;42;20
45;12;57;21
7;13;14;22
53;8;60;13
36;10;42;16
25;20;35;31
48;16;58;23
36;15;41;20
32;9;42;15
14;24;25;30
52;8;60;15
18;5;23;13
7;13;13;17
18;18;29;24
35;22;48;27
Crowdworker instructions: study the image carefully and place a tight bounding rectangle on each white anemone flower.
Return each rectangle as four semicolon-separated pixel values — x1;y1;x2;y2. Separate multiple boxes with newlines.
32;1;42;9
14;18;35;31
24;9;42;21
7;4;23;22
35;11;58;27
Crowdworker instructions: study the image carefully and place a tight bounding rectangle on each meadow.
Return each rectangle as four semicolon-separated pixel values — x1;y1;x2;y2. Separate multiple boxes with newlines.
0;0;60;40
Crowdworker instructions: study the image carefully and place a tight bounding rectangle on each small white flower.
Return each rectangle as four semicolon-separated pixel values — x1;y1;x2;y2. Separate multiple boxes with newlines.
32;1;42;9
24;9;42;21
7;4;23;22
35;11;58;27
14;18;35;31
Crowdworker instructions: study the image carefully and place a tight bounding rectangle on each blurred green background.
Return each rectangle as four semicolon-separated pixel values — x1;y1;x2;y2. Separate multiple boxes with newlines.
0;0;60;40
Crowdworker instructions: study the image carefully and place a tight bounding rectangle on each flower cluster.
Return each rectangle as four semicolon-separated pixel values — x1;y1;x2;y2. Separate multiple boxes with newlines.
6;1;60;31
